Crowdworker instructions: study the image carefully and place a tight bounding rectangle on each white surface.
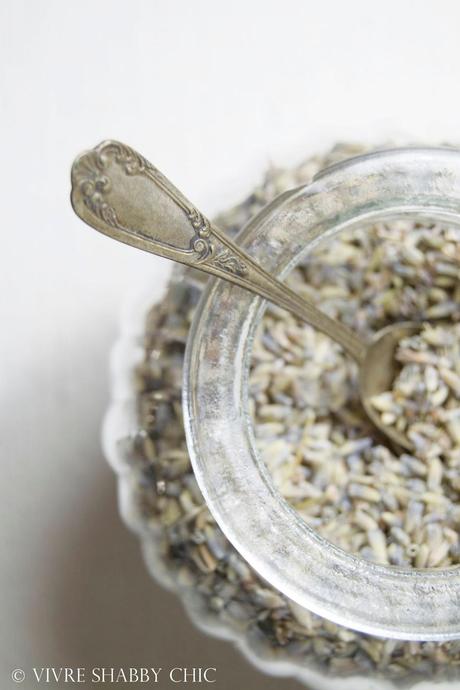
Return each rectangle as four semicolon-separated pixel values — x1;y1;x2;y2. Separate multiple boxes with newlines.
2;1;460;688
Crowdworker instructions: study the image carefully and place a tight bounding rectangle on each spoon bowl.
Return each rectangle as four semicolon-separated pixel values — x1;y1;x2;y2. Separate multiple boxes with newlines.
359;322;423;451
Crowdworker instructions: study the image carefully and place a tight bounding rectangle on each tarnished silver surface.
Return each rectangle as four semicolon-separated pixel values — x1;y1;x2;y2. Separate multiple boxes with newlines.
71;140;433;450
71;140;365;361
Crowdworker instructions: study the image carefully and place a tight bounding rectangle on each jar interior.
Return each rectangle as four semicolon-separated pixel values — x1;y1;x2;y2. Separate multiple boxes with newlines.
248;212;460;570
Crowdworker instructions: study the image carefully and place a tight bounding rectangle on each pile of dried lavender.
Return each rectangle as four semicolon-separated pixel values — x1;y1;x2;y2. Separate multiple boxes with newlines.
126;143;460;682
250;223;460;569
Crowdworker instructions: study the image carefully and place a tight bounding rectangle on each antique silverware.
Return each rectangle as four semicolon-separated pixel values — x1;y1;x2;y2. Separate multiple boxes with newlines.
70;139;422;449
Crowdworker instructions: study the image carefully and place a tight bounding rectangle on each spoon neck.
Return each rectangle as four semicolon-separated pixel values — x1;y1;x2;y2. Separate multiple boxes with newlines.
247;266;367;363
209;227;368;363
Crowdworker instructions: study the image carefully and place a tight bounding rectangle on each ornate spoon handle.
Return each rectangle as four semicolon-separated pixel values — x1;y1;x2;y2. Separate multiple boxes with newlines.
71;140;366;363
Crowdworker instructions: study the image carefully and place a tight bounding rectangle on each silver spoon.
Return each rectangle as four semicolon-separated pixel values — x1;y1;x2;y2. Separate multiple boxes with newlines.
70;139;422;450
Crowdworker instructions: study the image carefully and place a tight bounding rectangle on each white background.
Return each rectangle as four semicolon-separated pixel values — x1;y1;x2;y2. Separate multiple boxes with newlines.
2;1;460;688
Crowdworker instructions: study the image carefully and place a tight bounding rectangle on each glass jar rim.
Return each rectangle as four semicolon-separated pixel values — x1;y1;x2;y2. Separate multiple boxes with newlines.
183;147;460;641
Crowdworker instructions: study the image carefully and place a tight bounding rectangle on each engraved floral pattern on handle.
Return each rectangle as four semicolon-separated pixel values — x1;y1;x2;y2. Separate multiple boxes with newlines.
72;140;248;275
212;249;248;277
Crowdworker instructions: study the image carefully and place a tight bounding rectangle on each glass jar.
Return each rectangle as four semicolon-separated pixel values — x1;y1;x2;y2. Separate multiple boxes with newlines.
105;145;460;689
